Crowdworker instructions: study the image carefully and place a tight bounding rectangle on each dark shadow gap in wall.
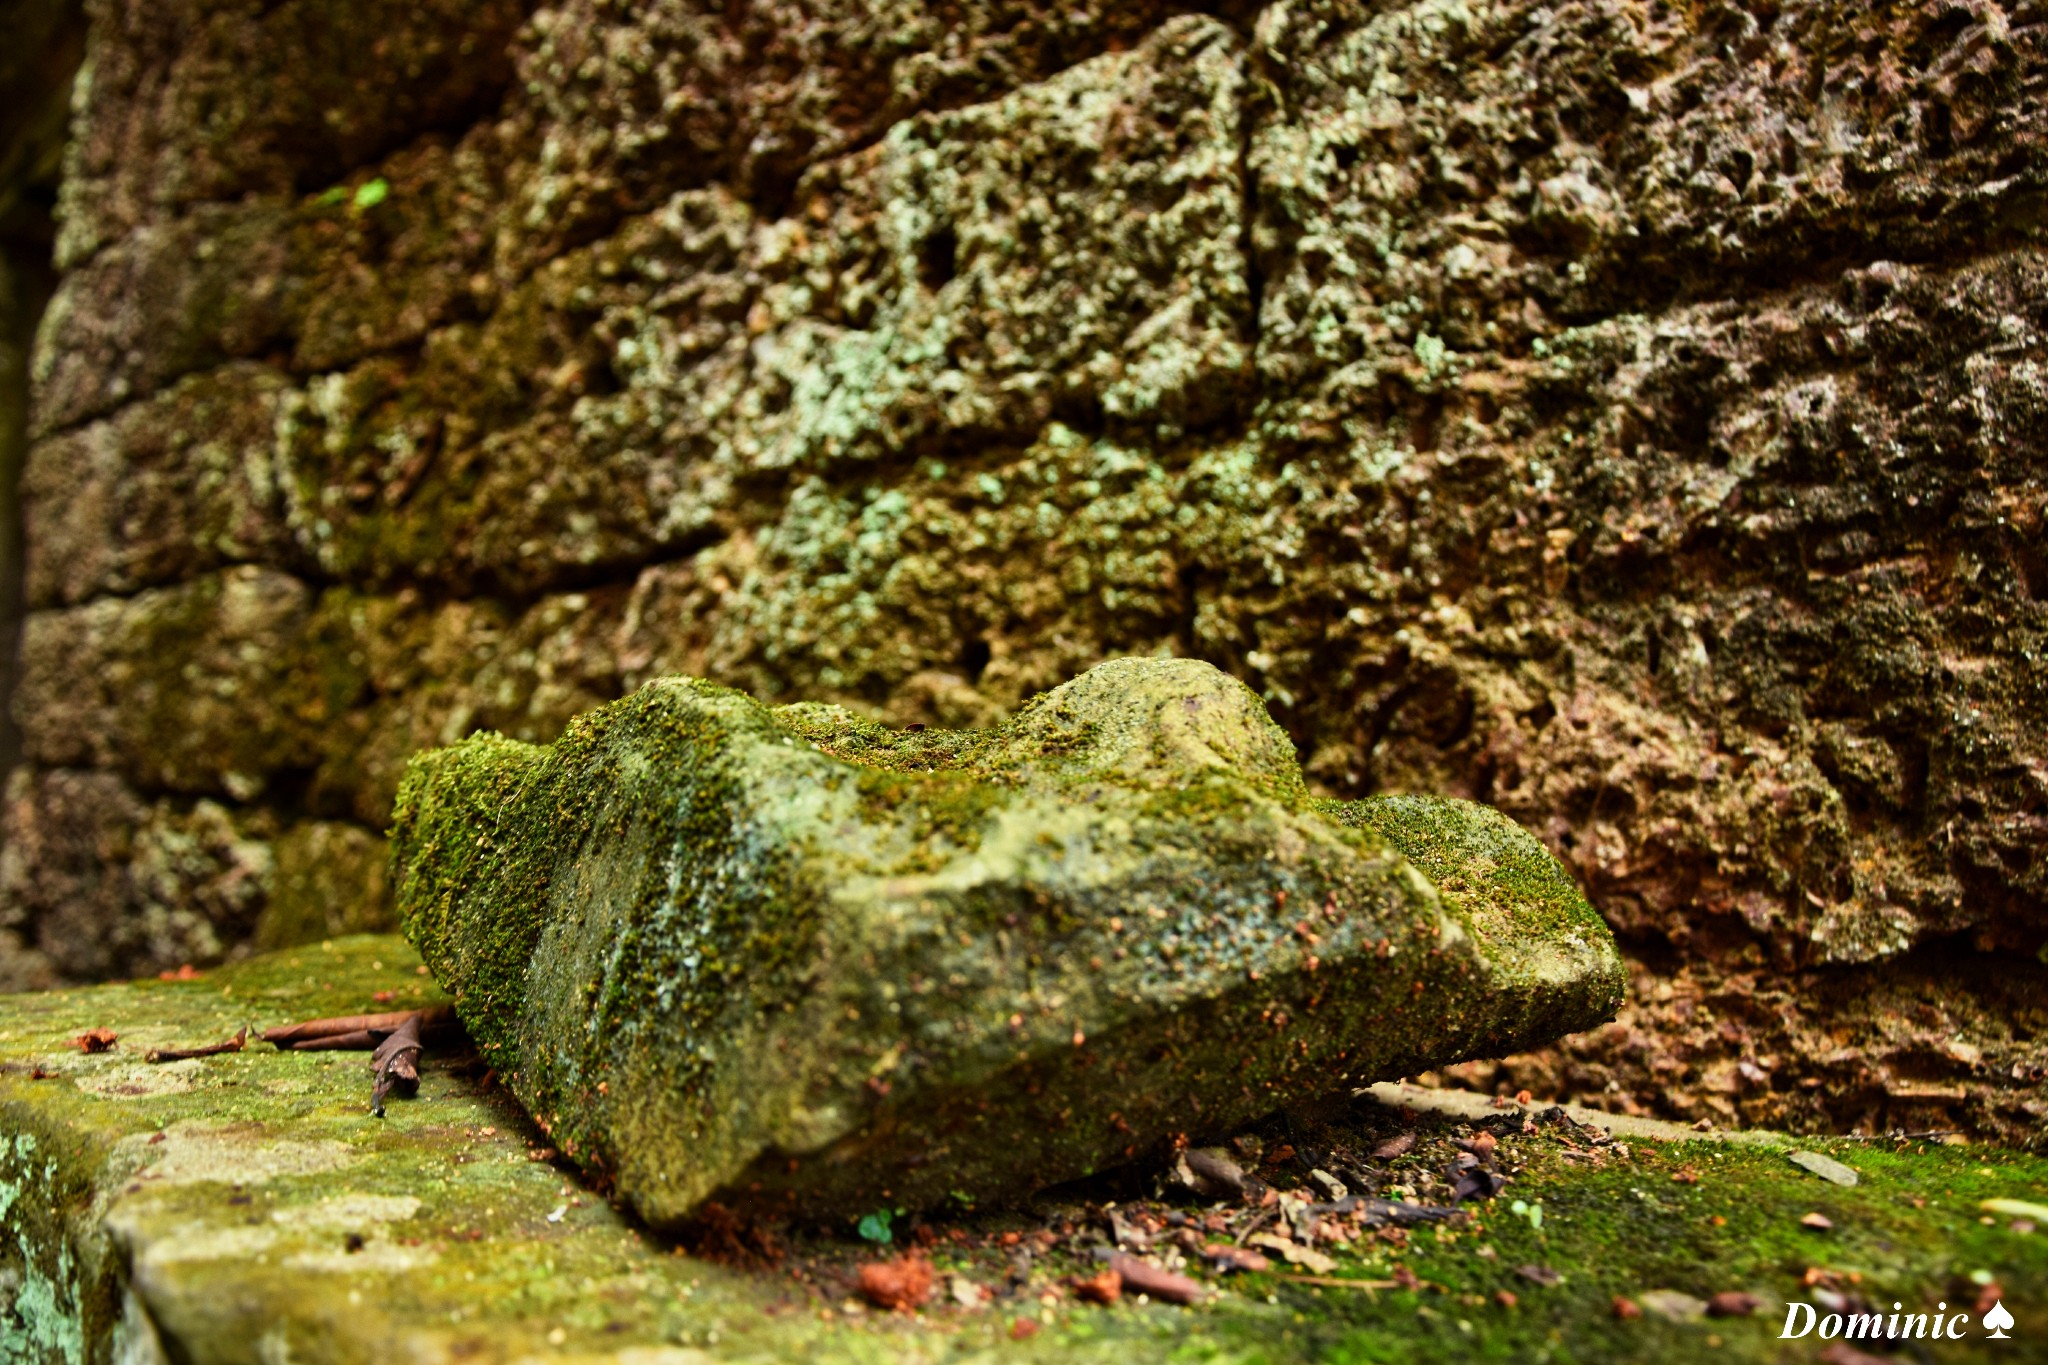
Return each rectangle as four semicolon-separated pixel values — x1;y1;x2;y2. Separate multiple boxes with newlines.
0;0;88;802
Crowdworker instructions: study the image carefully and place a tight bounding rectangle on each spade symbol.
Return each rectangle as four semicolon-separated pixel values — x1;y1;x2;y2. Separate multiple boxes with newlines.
1984;1298;2015;1339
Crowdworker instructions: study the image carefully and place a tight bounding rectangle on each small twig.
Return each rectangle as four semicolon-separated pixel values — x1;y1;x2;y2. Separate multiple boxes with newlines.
266;1005;459;1116
1278;1275;1399;1293
145;1027;248;1063
1232;1207;1280;1246
1832;1130;1961;1142
1105;1253;1204;1305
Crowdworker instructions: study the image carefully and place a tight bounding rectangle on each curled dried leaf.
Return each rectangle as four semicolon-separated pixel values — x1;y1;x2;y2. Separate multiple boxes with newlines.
370;1013;424;1117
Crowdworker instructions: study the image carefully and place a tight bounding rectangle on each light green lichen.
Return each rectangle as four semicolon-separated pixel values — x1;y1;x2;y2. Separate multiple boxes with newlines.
1;1122;92;1365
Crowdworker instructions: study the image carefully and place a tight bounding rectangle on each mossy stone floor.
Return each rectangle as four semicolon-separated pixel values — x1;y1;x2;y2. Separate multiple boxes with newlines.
1;935;2042;1363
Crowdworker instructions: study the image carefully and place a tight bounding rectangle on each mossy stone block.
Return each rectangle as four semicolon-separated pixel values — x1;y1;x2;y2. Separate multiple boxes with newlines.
392;658;1625;1229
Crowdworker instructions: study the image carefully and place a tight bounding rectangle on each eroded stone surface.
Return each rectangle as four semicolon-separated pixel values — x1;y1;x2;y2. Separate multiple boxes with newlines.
52;0;529;269
0;936;1152;1363
21;363;294;607
1;936;2044;1363
31;2;1258;437
0;762;400;990
392;657;1623;1226
9;0;2048;1148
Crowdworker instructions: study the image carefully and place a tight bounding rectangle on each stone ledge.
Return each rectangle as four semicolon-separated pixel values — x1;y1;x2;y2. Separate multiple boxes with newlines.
0;935;1274;1362
4;935;2046;1364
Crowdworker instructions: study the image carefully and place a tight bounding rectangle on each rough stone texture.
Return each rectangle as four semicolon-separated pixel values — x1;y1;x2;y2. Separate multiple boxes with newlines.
0;935;2044;1363
30;1;1260;438
392;657;1622;1225
20;363;294;607
0;766;372;986
0;0;86;997
0;935;1084;1364
51;0;531;267
8;0;2048;1144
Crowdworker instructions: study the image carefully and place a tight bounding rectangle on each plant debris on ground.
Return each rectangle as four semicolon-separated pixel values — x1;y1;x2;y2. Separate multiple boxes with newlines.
144;1026;246;1062
720;1100;1710;1321
259;1004;459;1113
649;1088;2043;1360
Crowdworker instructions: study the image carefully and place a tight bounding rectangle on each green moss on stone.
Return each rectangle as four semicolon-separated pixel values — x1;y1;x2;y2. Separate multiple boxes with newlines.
394;658;1625;1230
1321;793;1626;1055
0;936;2040;1362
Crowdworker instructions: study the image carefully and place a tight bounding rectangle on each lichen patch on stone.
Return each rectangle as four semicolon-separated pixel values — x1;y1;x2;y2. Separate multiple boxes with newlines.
120;1125;357;1187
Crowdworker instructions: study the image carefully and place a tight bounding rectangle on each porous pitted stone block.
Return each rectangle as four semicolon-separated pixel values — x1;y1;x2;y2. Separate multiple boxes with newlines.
393;657;1623;1228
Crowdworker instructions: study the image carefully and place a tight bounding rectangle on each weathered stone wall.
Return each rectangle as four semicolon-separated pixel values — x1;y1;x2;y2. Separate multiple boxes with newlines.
7;0;2045;1140
0;0;86;991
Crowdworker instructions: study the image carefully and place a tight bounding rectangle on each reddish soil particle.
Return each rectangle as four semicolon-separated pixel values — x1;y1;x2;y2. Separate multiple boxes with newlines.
855;1254;934;1312
1072;1269;1122;1304
74;1027;118;1053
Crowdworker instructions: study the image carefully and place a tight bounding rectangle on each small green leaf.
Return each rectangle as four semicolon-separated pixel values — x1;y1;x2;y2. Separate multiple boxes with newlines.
855;1210;893;1244
352;178;391;210
314;186;348;207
